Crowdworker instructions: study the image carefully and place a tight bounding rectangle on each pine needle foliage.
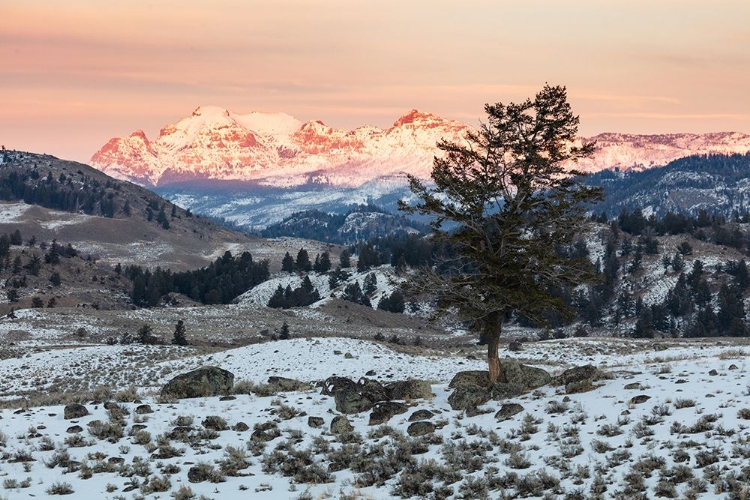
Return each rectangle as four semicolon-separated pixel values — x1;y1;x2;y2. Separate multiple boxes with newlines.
400;85;603;382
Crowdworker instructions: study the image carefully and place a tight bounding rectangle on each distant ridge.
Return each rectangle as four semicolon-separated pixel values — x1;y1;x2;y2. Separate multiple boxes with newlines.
91;106;750;189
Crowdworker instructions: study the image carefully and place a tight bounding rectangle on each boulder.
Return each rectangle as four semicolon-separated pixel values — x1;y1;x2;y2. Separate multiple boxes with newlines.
408;409;434;422
447;384;491;411
630;395;651;405
368;402;408;426
357;378;389;403
407;421;436;436
135;404;153;415
307;416;325;428
251;422;280;442
385;380;433;400
490;383;524;400
495;403;525;420
64;403;89;420
268;376;309;392
554;365;600;386
330;415;354;434
334;389;375;414
449;371;491;389
160;367;234;400
320;376;357;396
553;364;602;394
202;415;228;431
232;422;249;432
502;360;551;390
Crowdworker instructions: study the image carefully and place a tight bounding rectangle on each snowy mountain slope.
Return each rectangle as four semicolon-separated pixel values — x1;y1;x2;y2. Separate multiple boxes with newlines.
91;106;750;189
90;107;750;229
91;107;470;188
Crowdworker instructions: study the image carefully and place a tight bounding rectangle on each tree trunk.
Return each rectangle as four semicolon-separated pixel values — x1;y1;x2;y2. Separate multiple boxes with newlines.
486;312;503;384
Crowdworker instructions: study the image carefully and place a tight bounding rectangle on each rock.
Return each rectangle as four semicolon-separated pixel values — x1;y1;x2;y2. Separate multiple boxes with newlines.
64;403;89;420
251;422;280;442
508;340;523;352
232;422;249;432
407;421;436;436
202;415;228;431
219;396;236;401
365;370;376;376
448;384;491;411
449;371;491;389
268;376;309;392
566;380;594;394
320;376;357;396
108;457;125;465
169;426;192;440
307;416;325;428
623;382;641;390
495;403;524;420
357;378;389;403
554;365;600;386
66;425;83;434
630;395;651;405
344;352;354;359
729;364;739;370
135;404;153;415
160;366;234;400
130;424;147;433
368;402;408;425
502;360;552;390
334;389;375;414
708;369;718;376
408;409;434;422
330;415;354;434
490;383;524;400
385;380;433;400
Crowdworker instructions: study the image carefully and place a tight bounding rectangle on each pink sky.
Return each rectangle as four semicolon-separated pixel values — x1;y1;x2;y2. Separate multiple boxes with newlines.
2;1;749;163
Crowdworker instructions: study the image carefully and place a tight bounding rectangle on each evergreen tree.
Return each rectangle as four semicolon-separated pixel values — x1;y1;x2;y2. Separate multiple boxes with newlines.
718;283;744;332
281;252;295;273
399;85;602;382
10;229;22;246
339;249;351;268
0;234;10;257
172;320;188;346
279;321;290;340
363;272;378;296
268;285;287;309
49;271;61;287
137;324;157;345
296;248;311;272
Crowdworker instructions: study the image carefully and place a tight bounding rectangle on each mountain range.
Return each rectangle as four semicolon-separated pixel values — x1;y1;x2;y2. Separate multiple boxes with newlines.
90;106;750;228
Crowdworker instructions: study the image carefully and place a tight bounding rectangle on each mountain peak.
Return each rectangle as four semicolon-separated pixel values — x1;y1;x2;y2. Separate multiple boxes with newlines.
129;130;150;141
392;109;437;127
191;106;230;118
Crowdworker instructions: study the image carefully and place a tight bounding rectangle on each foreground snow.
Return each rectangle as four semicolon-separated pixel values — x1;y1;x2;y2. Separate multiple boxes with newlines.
0;337;749;499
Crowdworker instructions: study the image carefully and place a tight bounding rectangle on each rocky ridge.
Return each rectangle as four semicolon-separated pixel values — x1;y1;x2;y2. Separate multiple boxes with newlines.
91;106;750;189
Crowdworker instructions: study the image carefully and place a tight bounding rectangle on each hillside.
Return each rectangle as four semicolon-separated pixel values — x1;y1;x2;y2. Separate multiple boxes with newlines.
585;152;750;219
0;150;256;271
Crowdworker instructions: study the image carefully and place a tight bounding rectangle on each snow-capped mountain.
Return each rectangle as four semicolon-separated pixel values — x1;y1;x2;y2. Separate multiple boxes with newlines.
91;106;471;188
92;106;750;188
90;107;750;229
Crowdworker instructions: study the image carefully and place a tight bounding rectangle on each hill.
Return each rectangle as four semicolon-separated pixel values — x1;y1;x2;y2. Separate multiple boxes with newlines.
585;152;750;219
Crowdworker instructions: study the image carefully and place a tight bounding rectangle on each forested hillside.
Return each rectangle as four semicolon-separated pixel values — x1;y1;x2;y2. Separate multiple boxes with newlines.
585;152;750;218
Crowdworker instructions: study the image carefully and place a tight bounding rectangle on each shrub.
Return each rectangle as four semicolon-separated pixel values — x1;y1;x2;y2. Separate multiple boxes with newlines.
46;482;74;495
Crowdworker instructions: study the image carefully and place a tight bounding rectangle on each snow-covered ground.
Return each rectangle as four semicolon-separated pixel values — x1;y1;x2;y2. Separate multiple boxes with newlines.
1;336;750;499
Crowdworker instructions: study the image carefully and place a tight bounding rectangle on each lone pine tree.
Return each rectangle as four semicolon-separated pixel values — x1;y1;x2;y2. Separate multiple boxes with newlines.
400;84;602;383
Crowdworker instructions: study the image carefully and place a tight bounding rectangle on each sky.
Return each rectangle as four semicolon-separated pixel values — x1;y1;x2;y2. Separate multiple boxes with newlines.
2;0;749;163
